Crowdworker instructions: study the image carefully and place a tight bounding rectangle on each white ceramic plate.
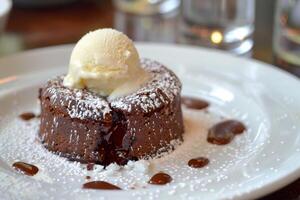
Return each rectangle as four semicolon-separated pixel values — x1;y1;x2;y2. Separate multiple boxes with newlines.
0;43;300;200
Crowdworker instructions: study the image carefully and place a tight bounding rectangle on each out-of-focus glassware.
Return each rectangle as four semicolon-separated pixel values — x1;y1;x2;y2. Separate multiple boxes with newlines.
113;0;179;43
273;0;300;77
179;0;255;56
114;9;178;43
113;0;180;15
0;0;11;35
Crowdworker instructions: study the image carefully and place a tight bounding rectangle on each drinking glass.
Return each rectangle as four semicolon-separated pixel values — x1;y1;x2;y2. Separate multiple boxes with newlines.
179;0;255;56
113;0;180;15
113;0;179;43
273;0;300;77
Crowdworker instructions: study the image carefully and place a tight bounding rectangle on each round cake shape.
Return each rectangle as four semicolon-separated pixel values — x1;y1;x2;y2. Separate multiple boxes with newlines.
39;58;184;165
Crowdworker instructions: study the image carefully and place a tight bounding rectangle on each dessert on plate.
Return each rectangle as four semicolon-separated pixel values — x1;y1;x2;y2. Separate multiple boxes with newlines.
39;28;184;165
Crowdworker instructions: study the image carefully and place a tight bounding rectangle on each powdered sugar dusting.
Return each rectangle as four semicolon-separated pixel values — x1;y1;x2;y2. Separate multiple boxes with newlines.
41;58;181;121
111;58;181;114
43;77;112;121
0;105;265;199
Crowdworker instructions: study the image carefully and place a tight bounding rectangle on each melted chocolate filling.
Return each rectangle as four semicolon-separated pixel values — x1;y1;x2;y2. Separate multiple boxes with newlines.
86;163;95;171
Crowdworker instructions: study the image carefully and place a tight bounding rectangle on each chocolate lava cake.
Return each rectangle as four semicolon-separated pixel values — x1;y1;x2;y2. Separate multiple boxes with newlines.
39;59;184;165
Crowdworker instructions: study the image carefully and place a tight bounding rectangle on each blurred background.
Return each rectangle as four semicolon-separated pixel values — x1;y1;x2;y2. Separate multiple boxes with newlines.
0;0;299;78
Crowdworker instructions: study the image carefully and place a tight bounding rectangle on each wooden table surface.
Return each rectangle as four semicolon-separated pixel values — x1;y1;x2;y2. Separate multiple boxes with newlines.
4;0;300;199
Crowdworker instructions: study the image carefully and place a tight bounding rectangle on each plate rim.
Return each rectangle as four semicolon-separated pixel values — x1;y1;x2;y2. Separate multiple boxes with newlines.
1;42;299;84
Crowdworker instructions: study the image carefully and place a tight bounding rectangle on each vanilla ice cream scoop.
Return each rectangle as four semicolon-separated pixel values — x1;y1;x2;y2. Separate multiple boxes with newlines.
63;28;149;98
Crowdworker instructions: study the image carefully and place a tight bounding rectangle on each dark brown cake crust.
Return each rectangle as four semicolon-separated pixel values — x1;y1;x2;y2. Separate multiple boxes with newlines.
39;58;184;165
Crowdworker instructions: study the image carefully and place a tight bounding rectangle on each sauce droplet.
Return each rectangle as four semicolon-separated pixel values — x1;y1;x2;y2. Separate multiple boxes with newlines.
19;112;36;121
149;172;172;185
86;176;91;180
83;181;121;190
188;157;209;168
207;120;246;145
181;97;209;110
12;162;39;176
